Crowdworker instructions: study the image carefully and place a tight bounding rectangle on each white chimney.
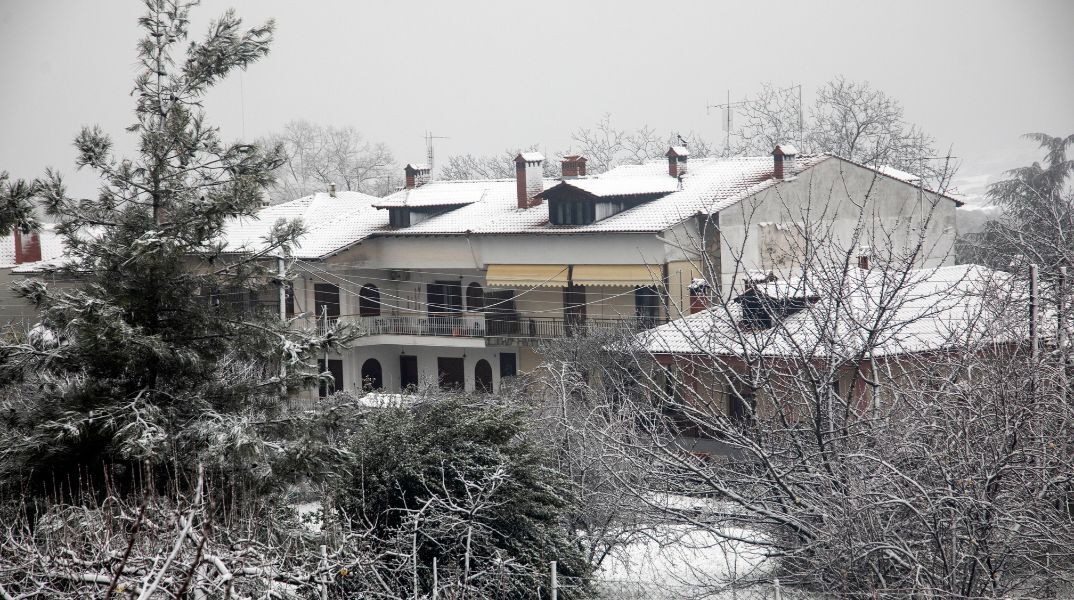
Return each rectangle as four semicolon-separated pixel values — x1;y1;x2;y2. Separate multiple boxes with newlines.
772;144;799;179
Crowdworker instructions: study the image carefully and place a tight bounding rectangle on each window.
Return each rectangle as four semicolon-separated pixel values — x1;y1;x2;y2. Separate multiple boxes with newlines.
466;282;484;312
729;389;756;424
359;284;380;317
499;352;517;378
549;199;596;226
313;283;340;320
428;281;463;314
284;282;295;318
437;357;465;391
318;358;344;398
635;286;662;328
360;358;383;391
474;359;493;393
389;208;410;228
400;355;418;391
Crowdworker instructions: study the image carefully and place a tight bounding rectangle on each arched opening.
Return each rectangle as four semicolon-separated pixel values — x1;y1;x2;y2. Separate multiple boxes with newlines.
474;359;493;394
466;282;484;312
360;358;383;391
359;284;380;317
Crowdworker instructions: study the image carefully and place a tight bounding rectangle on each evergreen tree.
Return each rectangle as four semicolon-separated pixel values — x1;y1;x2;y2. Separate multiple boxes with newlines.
334;396;594;599
982;133;1074;274
0;0;336;496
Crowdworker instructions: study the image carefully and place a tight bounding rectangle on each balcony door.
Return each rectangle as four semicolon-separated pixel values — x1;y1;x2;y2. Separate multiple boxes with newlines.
563;284;586;336
314;283;340;328
428;280;463;335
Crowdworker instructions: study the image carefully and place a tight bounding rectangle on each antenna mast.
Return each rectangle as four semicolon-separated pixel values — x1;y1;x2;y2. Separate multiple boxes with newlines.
707;90;745;153
424;131;450;178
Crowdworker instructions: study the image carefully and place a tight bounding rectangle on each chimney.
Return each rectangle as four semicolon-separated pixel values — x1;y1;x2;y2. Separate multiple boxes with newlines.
561;155;587;178
14;228;41;264
328;182;337;197
772;144;799;180
514;152;545;209
666;146;689;178
857;247;872;270
404;163;431;189
688;278;710;314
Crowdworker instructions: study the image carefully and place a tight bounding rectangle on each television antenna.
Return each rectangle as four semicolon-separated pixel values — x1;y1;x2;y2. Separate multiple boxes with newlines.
424;131;450;178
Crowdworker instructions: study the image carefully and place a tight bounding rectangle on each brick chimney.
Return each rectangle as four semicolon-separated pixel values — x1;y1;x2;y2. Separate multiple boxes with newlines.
561;155;587;178
666;146;689;178
14;228;41;264
404;163;431;189
772;144;799;180
328;182;337;197
514;152;545;209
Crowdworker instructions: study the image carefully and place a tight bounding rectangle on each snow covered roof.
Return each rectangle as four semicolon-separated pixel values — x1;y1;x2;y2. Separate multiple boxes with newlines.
666;146;689;157
220;190;388;260
373;155;828;237
516;152;545;162
549;175;680;198
638;264;1030;359
371;184;489;209
773;144;798;155
215;151;958;259
0;224;67;268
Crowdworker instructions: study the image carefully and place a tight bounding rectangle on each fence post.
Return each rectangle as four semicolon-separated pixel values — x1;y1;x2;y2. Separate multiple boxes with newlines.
432;556;438;600
319;544;329;600
550;560;558;600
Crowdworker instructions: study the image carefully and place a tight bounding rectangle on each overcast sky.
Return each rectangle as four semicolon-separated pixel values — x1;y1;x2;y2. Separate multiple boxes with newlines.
2;0;1072;205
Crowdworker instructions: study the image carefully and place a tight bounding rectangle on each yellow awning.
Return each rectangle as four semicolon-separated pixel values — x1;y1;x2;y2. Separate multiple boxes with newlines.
486;264;569;288
572;264;663;287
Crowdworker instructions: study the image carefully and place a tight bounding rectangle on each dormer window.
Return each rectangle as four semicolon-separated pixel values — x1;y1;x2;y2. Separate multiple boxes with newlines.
389;208;411;228
550;199;596;225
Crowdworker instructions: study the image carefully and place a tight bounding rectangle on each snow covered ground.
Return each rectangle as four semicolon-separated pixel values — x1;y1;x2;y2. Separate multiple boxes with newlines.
596;524;780;599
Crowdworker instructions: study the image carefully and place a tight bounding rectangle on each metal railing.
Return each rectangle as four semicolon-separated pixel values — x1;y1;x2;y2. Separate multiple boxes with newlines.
311;313;664;340
485;316;664;339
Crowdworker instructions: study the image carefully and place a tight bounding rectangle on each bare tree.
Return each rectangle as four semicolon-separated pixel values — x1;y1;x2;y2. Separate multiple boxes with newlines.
728;78;938;176
262;120;396;203
440;145;559;181
561;162;1074;598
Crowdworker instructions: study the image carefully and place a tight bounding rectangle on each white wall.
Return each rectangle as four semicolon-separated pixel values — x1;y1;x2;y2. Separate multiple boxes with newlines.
717;158;958;294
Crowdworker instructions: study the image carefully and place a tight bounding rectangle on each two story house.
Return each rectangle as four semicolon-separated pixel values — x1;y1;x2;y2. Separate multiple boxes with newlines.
222;144;961;397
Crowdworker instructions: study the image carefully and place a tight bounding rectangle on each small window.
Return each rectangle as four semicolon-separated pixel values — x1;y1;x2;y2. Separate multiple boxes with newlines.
359;284;380;317
466;282;484;312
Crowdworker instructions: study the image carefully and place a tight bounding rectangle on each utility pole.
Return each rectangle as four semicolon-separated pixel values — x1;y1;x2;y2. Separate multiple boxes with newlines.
550;560;558;600
1060;267;1068;402
278;255;287;395
1031;264;1039;363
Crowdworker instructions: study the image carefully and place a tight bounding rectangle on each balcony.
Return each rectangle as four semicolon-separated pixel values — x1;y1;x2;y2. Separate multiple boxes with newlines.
485;316;663;340
312;313;664;341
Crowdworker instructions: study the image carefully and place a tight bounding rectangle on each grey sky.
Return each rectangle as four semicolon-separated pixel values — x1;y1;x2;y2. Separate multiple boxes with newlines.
2;0;1072;205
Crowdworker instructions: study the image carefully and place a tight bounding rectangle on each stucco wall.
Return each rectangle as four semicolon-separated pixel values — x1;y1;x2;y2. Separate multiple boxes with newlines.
717;158;958;295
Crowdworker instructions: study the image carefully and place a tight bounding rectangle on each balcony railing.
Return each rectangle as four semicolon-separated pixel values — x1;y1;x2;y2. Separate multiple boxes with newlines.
485;316;663;340
312;313;663;340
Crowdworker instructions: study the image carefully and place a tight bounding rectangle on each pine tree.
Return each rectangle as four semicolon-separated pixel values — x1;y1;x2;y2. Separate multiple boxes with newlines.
0;0;334;496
